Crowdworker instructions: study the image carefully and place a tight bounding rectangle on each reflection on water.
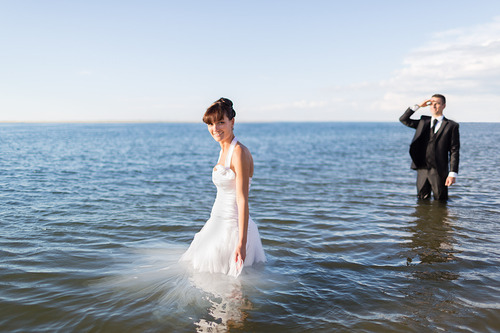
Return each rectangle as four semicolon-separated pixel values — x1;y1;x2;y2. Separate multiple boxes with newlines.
406;200;459;280
190;272;249;332
396;201;464;330
91;241;263;332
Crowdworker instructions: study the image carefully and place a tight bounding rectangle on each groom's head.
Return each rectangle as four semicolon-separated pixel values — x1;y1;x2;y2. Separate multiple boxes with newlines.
430;94;446;117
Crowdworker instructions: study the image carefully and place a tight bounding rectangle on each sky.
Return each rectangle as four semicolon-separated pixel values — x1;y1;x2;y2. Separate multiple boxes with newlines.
1;0;500;123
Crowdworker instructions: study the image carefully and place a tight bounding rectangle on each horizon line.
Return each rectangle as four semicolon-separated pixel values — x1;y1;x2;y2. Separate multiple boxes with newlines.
1;120;497;125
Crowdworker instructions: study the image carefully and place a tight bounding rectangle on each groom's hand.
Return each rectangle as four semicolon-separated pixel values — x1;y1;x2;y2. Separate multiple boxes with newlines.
418;99;432;108
445;176;456;187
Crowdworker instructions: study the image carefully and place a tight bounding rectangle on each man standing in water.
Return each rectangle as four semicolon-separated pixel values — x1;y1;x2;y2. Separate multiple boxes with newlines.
400;94;460;201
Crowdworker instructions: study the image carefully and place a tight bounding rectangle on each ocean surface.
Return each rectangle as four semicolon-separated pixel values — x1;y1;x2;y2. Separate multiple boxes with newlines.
1;122;499;332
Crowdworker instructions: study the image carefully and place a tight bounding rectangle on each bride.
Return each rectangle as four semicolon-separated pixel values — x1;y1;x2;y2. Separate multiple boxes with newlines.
180;98;266;277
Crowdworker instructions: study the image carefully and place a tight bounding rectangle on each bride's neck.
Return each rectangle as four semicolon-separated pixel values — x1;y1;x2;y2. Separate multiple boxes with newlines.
219;135;235;151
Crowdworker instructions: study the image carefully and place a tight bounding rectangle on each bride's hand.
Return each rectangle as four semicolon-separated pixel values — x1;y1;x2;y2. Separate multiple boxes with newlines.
235;245;246;266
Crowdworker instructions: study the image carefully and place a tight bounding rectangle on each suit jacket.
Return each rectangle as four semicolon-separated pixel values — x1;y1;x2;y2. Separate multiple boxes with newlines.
400;108;460;178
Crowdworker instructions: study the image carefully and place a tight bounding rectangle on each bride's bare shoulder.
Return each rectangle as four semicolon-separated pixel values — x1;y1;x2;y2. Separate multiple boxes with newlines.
233;142;252;162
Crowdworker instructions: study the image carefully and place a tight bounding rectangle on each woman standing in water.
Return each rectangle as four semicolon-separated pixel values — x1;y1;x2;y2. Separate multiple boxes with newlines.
180;98;266;277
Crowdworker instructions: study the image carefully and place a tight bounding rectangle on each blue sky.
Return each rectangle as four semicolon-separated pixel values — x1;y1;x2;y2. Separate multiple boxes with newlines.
1;1;500;122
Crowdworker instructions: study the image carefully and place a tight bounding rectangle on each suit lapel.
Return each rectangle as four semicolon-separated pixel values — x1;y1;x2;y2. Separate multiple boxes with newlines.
412;116;431;144
434;117;448;140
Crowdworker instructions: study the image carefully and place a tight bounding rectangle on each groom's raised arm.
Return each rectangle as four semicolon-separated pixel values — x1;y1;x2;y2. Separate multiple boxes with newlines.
399;108;420;129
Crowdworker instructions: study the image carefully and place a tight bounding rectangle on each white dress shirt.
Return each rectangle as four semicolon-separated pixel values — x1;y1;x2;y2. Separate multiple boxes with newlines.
431;115;444;134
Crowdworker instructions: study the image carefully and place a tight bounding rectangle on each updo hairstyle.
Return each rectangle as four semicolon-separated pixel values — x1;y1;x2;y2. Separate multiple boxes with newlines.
203;98;236;125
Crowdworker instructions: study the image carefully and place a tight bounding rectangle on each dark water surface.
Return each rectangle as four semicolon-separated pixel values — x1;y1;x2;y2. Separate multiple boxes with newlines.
1;122;499;332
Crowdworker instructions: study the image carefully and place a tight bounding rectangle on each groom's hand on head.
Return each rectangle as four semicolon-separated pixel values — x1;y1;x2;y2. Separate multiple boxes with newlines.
418;100;432;108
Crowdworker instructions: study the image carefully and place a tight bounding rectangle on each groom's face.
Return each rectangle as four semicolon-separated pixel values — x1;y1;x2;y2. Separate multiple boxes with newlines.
429;96;446;117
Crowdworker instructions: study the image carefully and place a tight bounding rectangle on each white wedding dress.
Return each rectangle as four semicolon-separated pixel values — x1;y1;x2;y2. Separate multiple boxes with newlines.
180;137;266;277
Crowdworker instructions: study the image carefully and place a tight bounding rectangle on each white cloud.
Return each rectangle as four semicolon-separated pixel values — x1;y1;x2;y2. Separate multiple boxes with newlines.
377;16;500;122
78;70;92;76
265;16;500;123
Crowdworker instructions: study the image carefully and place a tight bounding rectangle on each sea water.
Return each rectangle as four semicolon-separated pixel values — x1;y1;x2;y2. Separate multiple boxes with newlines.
1;122;499;332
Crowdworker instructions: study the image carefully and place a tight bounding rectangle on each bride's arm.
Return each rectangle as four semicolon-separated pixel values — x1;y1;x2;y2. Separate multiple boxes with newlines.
233;144;253;264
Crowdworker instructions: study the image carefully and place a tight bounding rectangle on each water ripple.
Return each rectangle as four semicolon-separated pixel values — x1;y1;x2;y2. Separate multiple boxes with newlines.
1;123;499;332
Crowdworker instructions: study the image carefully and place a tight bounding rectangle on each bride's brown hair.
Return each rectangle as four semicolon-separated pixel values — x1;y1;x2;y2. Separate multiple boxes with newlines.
203;98;236;125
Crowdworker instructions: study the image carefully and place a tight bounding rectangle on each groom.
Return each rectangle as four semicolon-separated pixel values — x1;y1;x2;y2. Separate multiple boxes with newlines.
399;94;460;201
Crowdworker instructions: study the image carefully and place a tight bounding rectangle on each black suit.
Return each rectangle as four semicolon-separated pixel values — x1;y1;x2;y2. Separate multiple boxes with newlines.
400;108;460;200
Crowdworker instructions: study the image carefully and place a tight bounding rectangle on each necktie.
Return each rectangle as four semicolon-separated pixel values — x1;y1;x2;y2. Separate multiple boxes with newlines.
431;119;438;136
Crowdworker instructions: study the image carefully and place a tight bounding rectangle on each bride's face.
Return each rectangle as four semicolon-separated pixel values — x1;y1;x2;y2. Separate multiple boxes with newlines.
207;115;234;143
